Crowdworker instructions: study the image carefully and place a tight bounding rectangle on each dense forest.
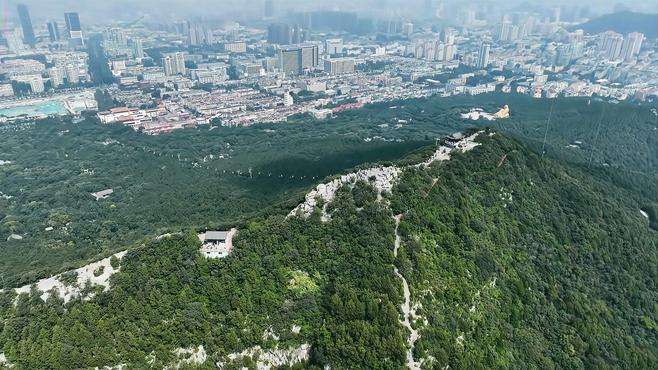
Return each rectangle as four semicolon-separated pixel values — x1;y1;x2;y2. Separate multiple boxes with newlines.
390;133;657;368
0;93;655;290
0;130;655;368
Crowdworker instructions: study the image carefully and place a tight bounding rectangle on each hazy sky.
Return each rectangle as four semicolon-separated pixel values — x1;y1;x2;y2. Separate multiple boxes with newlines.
1;0;657;25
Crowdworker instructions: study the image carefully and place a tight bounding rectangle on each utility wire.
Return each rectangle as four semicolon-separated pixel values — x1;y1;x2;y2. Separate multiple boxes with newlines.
541;99;556;158
588;103;606;168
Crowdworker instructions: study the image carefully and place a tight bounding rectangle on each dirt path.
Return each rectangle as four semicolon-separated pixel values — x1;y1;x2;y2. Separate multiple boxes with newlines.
393;214;403;256
393;214;420;370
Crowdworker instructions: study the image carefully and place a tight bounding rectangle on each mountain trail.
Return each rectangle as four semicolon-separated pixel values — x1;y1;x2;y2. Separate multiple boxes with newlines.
393;214;421;370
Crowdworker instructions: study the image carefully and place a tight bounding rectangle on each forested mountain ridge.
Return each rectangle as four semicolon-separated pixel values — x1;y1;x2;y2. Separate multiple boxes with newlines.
1;130;655;369
390;132;657;368
1;94;654;289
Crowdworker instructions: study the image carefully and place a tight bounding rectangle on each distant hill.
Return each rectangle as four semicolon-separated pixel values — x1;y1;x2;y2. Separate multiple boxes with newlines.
575;11;658;38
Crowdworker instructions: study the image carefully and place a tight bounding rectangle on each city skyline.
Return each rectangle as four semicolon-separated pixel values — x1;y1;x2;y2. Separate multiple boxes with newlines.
1;0;657;24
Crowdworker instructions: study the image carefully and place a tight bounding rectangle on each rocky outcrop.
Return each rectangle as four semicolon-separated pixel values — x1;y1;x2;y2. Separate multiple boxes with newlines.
13;250;127;304
289;131;483;222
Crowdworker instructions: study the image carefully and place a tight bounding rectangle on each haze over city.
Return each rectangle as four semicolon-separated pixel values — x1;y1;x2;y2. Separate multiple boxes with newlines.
2;0;657;22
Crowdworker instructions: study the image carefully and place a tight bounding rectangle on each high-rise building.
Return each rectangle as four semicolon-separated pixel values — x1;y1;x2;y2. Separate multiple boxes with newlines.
222;41;247;53
104;28;127;46
237;62;262;77
523;16;536;37
267;23;292;44
509;25;520;42
13;74;44;93
600;31;624;60
64;12;84;47
3;29;25;52
422;41;436;60
411;43;424;59
204;28;215;45
47;21;61;42
629;32;644;55
620;32;644;62
174;21;188;36
162;52;186;76
186;22;214;46
477;43;490;69
292;25;301;44
435;0;444;18
444;43;456;61
278;48;300;75
65;64;79;84
568;41;585;60
291;24;307;44
48;67;65;87
465;9;477;26
300;44;319;70
0;84;14;97
402;22;414;37
555;44;572;66
552;7;561;23
432;42;445;61
283;91;293;106
187;22;199;45
174;52;186;75
440;28;455;45
162;56;175;76
418;44;431;60
110;59;127;76
17;4;36;46
64;12;81;32
497;21;512;42
264;0;274;18
262;57;278;72
382;19;399;34
298;12;312;30
324;39;344;55
324;58;355;75
278;44;318;75
29;75;45;93
437;28;457;62
569;29;584;43
131;38;144;59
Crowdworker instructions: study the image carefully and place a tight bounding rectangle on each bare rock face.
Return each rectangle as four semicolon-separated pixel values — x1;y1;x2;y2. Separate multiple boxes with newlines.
13;250;128;304
289;131;483;221
221;343;311;369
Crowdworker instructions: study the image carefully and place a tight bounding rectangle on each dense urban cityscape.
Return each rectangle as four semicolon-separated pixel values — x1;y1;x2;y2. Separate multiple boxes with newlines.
0;1;656;133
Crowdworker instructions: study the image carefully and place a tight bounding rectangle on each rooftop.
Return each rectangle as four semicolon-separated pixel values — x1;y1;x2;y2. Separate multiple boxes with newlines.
204;231;229;241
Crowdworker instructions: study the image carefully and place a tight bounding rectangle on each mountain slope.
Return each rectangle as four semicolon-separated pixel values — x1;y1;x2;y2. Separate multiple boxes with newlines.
574;11;658;38
0;130;655;369
391;132;657;368
2;95;655;289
